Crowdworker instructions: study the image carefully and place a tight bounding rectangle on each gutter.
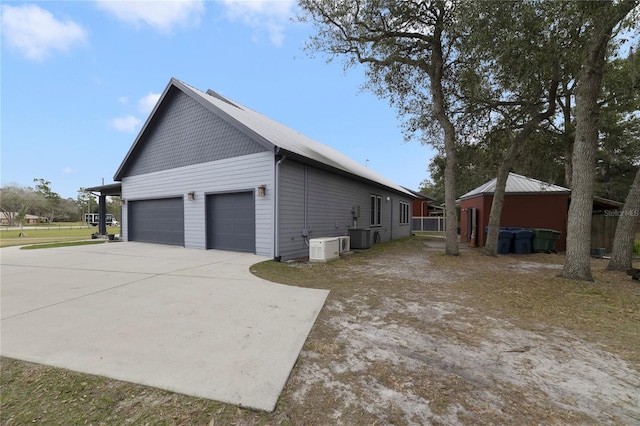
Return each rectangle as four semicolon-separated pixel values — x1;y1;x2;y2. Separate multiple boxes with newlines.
274;148;287;261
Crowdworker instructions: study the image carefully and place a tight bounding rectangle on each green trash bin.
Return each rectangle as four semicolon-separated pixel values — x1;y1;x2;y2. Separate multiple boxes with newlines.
531;228;561;253
531;229;548;253
547;230;561;253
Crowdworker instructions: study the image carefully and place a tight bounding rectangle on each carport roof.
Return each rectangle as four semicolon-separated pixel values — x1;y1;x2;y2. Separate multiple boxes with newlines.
114;78;414;198
459;173;570;200
85;182;122;196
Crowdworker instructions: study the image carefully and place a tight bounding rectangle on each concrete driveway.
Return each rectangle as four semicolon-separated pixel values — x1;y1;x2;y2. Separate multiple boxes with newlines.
1;242;329;411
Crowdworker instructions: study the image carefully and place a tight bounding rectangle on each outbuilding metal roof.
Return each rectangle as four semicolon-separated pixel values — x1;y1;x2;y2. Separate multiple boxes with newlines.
402;186;435;201
459;173;570;200
115;78;413;197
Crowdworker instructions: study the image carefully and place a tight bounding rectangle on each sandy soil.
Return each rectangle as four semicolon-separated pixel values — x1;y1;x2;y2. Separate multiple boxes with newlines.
288;250;640;425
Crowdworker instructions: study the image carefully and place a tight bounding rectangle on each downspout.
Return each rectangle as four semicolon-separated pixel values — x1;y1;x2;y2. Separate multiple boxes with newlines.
274;150;287;261
390;196;393;240
303;166;310;246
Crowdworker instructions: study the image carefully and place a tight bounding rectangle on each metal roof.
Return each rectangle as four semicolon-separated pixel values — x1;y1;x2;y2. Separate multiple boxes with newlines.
402;186;435;201
593;196;624;208
85;182;122;196
115;78;414;197
459;173;570;200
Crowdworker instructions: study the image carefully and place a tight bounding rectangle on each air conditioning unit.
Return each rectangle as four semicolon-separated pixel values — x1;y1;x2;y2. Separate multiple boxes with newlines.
337;236;350;254
309;237;340;262
348;228;371;249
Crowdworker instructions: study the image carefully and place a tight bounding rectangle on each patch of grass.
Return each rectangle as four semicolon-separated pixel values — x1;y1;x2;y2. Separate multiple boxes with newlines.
0;228;96;240
0;358;275;426
20;240;107;250
429;251;640;368
3;222;87;228
0;227;120;248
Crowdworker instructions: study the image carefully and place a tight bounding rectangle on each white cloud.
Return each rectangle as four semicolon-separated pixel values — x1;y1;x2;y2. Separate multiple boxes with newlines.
63;167;75;175
222;0;296;47
0;4;88;61
138;92;161;114
118;96;129;105
95;0;205;33
110;116;142;132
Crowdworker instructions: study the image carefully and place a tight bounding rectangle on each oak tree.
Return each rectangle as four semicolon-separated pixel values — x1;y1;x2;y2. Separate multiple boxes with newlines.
299;0;462;255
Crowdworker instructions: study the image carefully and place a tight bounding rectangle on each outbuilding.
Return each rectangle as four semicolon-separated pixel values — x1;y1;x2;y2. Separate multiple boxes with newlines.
113;78;414;261
459;173;571;251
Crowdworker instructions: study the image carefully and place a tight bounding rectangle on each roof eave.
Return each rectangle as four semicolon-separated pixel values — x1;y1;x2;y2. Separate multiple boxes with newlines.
113;78;278;181
460;190;571;201
113;79;178;181
591;196;625;208
277;148;414;197
85;182;122;196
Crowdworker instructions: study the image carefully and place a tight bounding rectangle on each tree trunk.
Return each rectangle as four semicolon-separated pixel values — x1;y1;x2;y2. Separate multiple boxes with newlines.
442;120;459;256
430;25;459;256
484;143;521;256
563;109;598;281
562;57;605;281
561;1;636;281
483;124;545;256
484;77;559;256
607;168;640;271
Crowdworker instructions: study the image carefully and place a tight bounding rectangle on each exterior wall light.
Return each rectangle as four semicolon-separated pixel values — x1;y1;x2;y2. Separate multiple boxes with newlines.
257;185;266;197
187;191;195;201
120;199;126;206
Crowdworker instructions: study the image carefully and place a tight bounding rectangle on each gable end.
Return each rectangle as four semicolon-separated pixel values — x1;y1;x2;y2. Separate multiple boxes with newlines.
120;87;268;178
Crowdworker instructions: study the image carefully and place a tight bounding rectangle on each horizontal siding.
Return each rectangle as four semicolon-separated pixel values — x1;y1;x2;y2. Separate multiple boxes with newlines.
122;151;274;257
277;162;306;260
277;161;412;261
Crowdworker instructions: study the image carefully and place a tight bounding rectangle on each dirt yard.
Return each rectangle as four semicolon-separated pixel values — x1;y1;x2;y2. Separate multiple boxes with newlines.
2;236;639;425
266;238;640;425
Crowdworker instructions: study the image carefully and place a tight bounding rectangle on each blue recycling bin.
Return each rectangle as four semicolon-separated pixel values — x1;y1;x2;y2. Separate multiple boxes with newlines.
512;229;533;254
498;229;514;254
485;227;517;253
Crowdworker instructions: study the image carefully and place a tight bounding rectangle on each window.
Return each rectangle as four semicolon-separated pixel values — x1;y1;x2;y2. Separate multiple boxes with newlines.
400;201;410;225
370;194;382;227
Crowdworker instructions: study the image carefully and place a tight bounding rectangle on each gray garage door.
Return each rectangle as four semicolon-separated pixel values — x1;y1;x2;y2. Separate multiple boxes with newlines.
128;198;184;246
207;192;255;253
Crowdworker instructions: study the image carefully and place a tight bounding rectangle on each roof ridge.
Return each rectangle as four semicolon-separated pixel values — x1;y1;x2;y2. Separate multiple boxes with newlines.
205;89;243;110
163;79;413;197
459;172;570;200
510;172;569;191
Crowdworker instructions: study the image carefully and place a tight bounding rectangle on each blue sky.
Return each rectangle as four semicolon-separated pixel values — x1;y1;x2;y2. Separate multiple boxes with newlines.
1;0;436;200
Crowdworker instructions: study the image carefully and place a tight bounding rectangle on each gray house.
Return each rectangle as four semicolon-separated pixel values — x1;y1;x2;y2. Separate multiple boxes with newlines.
114;78;414;261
